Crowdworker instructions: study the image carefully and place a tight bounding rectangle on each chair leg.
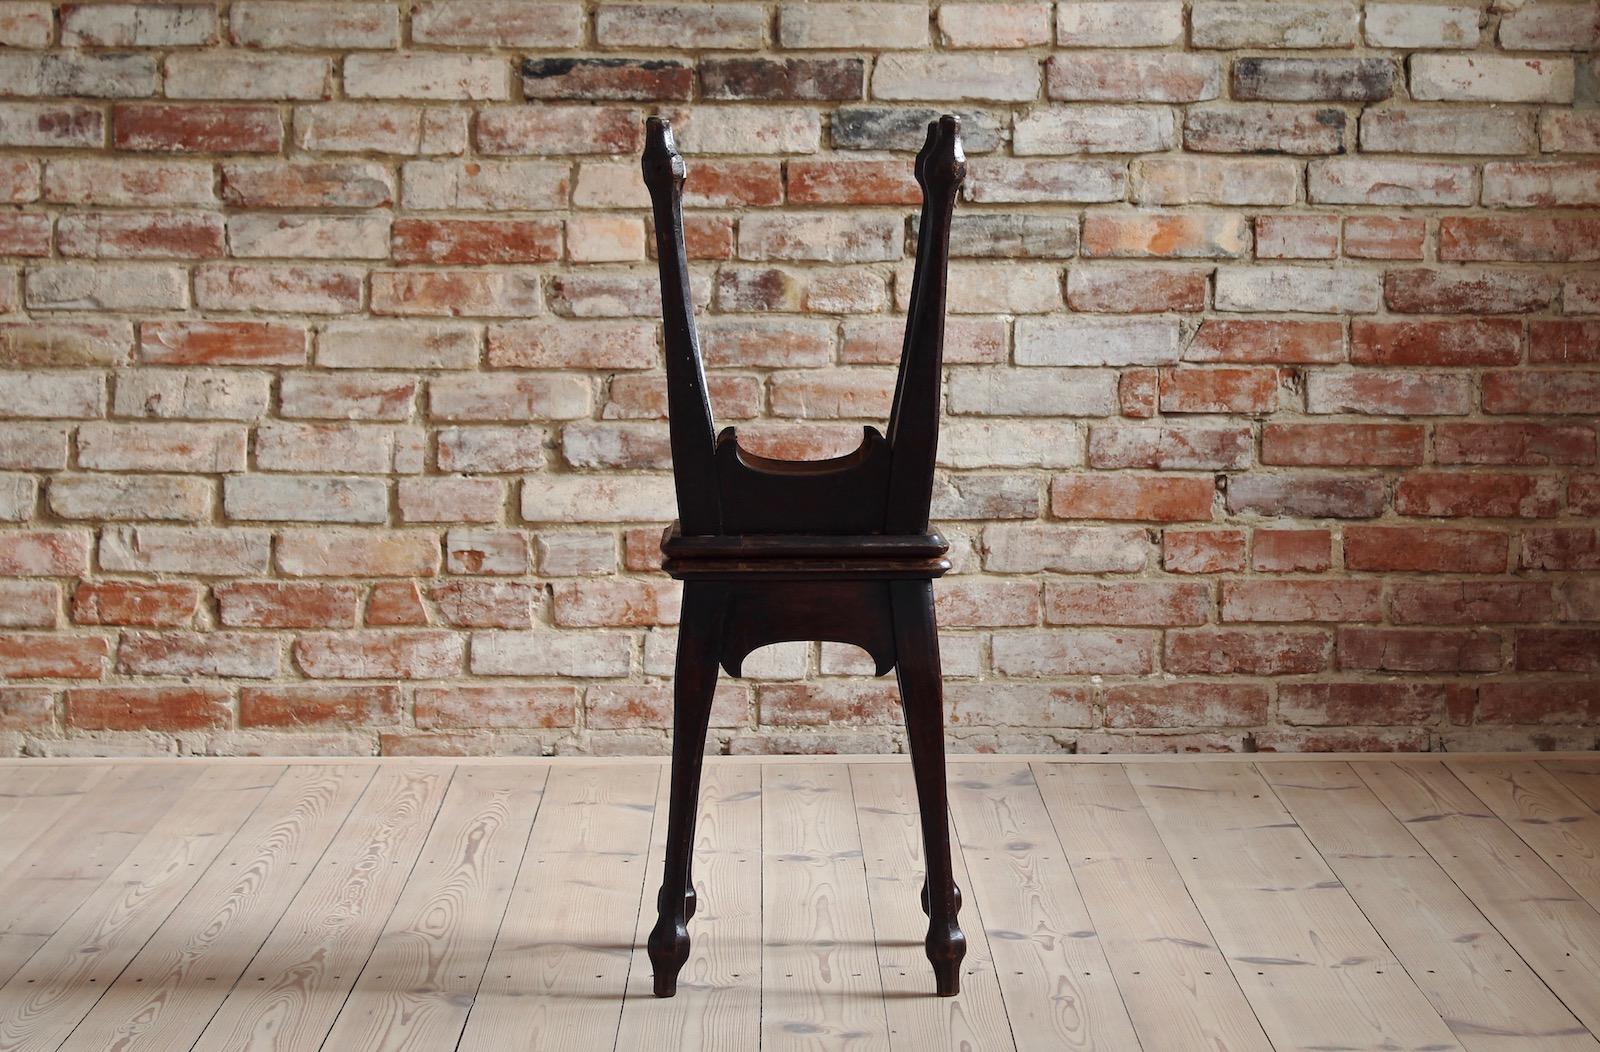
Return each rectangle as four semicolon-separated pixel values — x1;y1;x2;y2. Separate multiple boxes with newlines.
891;579;966;997
648;582;725;997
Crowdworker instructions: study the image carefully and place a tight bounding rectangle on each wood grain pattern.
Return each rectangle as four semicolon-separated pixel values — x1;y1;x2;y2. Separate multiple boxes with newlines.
1264;761;1595;1050
1451;759;1600;912
1032;762;1272;1052
57;764;375;1052
760;763;889;1052
458;763;660;1052
618;763;763;1051
0;765;202;988
320;764;548;1052
1357;761;1600;1037
851;762;1010;1050
188;765;453;1052
0;756;1595;1052
1128;761;1464;1051
0;765;279;1052
946;763;1138;1051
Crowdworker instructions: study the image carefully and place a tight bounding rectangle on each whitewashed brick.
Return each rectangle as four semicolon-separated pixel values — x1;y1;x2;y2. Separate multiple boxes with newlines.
1215;266;1382;314
1015;317;1182;367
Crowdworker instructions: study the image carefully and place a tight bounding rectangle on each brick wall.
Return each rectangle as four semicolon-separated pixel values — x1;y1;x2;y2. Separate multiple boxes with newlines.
1;1;1597;757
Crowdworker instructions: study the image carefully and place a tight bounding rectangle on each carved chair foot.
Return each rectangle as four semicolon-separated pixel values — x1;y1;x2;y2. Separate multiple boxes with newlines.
919;881;961;917
648;914;691;998
926;921;967;997
684;883;697;921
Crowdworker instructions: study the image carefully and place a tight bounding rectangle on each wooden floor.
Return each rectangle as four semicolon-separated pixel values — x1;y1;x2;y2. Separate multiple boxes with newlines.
1;756;1598;1050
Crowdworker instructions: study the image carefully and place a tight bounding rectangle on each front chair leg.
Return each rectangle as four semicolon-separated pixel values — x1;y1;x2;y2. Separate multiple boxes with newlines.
891;579;966;996
648;582;726;997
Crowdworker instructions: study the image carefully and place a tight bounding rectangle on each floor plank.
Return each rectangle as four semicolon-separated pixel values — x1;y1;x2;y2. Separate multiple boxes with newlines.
616;762;763;1052
187;765;454;1052
1452;760;1600;912
1357;761;1600;1038
1544;760;1600;813
320;764;548;1052
457;763;659;1052
1264;761;1596;1050
0;766;280;1052
0;765;203;988
850;762;1013;1051
56;764;375;1052
761;763;890;1052
1032;762;1271;1052
1128;761;1464;1052
946;763;1139;1052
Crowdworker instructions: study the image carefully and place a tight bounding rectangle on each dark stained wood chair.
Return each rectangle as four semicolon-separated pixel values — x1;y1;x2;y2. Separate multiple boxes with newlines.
642;114;967;998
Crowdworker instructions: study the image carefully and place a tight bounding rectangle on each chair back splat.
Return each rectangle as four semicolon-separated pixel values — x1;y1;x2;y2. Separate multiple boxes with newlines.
640;114;970;1000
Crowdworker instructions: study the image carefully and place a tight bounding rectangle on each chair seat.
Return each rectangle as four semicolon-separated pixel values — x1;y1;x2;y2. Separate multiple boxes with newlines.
660;522;951;580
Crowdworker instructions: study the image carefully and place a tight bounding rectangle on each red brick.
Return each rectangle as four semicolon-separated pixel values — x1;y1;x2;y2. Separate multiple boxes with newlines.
1346;527;1508;573
240;684;399;727
66;685;229;730
1435;423;1597;466
1351;319;1521;368
1343;216;1424;259
1252;529;1331;573
1047;52;1221;102
295;630;464;678
72;581;199;627
1164;629;1329;675
1222;580;1383;623
1254;215;1338;260
1104;682;1268;729
1523;528;1600;571
1066;267;1208;313
1278;683;1474;727
1119;368;1158;418
702;57;864;100
1530;320;1600;364
113;104;283;153
415;685;576;729
57;211;224;259
680;160;783;208
1044;581;1210;626
0;530;91;576
429;580;536;629
0;213;49;256
759;682;901;726
521;58;692;101
0;687;51;732
1391;581;1556;625
119;630;279;678
1396;472;1561;518
1163;528;1246;574
0;634;109;679
1262;423;1425;466
1186;319;1344;364
550;579;680;627
1086;425;1251;470
1159;367;1278;413
1306;371;1470;416
389;218;560;266
139;321;307;366
1050;475;1214;522
1516;628;1600;673
1339;628;1503;672
935;579;1039;627
1384;267;1560;314
1478;682;1600;725
787;160;919;205
1225;474;1387;518
1482;371;1600;415
220;161;392;208
477;104;642;153
1440;217;1600;263
1081;212;1250;259
366;580;428;626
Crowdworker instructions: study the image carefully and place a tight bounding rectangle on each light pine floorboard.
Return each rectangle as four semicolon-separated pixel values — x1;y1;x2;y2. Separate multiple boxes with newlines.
1032;762;1272;1052
850;762;1011;1051
1356;761;1600;1038
760;763;889;1052
616;763;762;1052
1;755;1598;1051
1262;761;1596;1050
946;763;1139;1051
457;763;660;1052
1128;761;1465;1052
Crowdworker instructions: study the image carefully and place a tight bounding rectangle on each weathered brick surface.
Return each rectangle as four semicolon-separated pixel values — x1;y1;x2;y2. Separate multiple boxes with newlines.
0;2;1593;757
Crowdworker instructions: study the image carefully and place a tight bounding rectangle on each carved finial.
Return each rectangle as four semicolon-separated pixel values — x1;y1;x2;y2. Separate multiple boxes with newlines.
924;114;965;192
914;119;939;191
643;115;686;191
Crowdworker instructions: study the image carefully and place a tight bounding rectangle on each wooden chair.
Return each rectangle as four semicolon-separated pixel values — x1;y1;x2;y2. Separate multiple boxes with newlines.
642;114;967;998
